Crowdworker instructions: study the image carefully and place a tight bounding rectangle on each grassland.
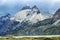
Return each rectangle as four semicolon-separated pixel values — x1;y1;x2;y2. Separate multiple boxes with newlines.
0;37;60;40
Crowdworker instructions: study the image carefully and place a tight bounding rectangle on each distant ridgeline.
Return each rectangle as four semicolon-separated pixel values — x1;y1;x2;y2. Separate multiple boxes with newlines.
0;5;60;36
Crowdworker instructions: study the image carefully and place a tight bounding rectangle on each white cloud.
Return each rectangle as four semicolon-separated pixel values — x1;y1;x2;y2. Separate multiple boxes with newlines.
0;0;7;5
45;0;60;7
0;0;60;6
19;0;45;3
52;0;60;3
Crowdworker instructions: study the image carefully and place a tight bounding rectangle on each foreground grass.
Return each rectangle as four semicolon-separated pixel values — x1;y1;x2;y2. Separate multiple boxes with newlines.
0;37;60;40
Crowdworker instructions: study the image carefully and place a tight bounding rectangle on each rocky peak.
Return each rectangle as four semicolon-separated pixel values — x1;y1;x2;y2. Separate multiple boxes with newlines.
21;5;31;10
32;5;40;14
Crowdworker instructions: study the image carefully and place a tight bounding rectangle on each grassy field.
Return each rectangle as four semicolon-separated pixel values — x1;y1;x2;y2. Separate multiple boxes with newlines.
0;37;60;40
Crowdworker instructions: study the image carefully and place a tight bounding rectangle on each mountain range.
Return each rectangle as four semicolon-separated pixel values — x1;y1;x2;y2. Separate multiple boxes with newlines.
0;5;60;36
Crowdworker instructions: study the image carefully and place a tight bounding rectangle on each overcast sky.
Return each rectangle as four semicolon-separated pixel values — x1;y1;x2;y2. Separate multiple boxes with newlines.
0;0;60;16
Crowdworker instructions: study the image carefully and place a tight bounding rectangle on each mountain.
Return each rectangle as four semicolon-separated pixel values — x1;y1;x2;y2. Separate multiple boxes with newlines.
53;8;60;19
32;5;40;13
0;5;46;36
10;5;45;23
52;8;60;25
21;5;31;10
14;8;60;35
1;6;60;36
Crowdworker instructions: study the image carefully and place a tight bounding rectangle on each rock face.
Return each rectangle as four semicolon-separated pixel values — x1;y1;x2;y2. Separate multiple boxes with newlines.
32;5;40;13
53;8;60;19
21;6;31;10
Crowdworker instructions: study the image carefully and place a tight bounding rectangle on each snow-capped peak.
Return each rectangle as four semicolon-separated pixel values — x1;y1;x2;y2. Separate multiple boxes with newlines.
10;6;46;23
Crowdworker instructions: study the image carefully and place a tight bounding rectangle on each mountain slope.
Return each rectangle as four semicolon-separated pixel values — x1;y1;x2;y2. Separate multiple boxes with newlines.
53;8;60;20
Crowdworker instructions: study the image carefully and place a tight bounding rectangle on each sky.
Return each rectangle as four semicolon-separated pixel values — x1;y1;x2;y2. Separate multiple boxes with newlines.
0;0;60;17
